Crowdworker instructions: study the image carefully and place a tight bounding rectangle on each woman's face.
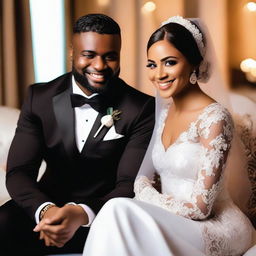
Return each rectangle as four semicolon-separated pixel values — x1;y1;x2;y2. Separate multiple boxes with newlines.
147;39;194;99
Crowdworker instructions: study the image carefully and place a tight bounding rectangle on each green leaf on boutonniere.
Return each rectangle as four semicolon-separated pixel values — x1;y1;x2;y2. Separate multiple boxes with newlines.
107;107;113;115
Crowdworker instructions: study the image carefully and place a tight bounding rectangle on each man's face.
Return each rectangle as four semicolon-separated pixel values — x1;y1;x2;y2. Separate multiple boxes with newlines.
72;32;121;95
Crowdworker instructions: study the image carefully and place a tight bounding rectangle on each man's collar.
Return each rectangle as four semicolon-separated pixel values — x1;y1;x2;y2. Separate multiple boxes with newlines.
72;75;98;99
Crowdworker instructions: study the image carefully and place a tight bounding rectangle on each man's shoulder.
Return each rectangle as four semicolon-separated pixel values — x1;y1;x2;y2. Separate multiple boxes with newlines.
29;73;71;93
112;79;155;117
117;78;154;103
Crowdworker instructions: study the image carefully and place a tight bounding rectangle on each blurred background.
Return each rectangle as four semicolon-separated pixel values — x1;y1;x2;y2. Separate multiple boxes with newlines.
0;0;256;108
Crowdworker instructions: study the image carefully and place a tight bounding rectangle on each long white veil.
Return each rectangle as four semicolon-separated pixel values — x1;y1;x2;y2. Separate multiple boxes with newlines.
136;17;253;216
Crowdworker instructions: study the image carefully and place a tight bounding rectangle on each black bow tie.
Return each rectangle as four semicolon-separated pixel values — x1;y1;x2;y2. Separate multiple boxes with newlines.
70;94;101;111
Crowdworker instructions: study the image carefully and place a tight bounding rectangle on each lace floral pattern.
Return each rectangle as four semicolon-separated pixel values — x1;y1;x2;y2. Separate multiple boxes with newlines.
202;200;253;256
133;103;253;255
135;103;233;220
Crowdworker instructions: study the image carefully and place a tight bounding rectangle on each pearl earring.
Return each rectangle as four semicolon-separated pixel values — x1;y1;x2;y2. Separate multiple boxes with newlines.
189;70;197;84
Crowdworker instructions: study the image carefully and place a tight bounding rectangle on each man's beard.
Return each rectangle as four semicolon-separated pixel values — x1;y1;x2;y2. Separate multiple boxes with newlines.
72;66;119;95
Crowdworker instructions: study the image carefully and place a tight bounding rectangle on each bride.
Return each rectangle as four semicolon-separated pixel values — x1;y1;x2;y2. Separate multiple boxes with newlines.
83;16;255;255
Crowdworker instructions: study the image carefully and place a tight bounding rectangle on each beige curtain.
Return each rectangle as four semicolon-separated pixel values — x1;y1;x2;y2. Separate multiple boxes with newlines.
0;0;34;108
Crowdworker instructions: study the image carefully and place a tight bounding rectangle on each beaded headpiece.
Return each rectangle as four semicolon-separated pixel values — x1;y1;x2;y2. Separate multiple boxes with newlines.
161;16;205;57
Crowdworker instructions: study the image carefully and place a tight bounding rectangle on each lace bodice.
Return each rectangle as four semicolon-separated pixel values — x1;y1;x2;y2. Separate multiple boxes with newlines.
134;103;233;220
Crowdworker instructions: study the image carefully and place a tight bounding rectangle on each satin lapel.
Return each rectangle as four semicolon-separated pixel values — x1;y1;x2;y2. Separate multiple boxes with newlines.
80;81;122;156
53;86;78;158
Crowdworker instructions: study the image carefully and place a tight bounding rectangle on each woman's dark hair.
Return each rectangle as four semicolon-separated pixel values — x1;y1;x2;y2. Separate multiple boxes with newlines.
147;22;203;67
73;13;121;35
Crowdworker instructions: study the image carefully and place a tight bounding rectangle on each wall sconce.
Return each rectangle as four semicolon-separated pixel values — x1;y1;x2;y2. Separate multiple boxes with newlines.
245;2;256;12
240;58;256;82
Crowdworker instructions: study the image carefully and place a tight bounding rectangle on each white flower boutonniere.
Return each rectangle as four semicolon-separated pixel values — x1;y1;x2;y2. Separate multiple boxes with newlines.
94;107;122;138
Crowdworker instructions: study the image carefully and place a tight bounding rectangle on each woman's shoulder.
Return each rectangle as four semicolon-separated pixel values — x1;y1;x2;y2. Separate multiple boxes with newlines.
197;102;234;139
199;102;233;123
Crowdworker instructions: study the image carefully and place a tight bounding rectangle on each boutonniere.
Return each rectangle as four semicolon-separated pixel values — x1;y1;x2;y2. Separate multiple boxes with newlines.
94;107;122;138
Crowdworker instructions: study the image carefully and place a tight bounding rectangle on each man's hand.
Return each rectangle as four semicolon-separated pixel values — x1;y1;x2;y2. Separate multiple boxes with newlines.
34;206;64;247
39;230;65;248
34;204;88;247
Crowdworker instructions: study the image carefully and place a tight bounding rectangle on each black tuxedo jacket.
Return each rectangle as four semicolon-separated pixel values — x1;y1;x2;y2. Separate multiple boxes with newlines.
6;72;155;220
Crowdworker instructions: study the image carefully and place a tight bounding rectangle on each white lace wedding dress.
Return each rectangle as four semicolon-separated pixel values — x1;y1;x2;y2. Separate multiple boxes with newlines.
83;103;254;256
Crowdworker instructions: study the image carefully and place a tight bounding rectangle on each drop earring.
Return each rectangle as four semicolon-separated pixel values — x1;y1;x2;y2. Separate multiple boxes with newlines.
189;70;197;84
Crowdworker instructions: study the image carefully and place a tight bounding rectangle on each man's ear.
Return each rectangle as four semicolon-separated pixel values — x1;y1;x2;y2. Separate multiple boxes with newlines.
69;44;73;61
66;44;73;71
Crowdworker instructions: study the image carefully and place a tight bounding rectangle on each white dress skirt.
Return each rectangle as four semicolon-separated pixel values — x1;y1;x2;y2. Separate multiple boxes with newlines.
83;198;205;256
83;103;254;256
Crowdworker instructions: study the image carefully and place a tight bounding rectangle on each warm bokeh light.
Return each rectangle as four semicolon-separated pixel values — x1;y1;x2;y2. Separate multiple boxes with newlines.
245;2;256;12
141;1;156;14
240;58;256;82
251;68;256;76
246;72;256;82
240;58;256;72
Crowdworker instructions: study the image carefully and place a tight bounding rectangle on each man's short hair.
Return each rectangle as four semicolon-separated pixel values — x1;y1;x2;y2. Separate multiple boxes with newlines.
73;13;121;35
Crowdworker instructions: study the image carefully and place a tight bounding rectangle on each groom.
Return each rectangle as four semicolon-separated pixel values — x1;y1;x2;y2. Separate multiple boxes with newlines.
0;14;154;255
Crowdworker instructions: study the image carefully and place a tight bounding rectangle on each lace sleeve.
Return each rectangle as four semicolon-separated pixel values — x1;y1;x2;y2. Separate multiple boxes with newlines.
134;107;233;220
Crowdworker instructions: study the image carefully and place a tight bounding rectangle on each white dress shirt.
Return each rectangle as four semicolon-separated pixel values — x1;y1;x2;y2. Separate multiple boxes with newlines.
35;76;97;226
72;77;99;153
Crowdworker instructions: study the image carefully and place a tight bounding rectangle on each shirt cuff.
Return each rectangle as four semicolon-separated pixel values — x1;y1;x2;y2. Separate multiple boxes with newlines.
78;204;96;227
35;202;55;224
